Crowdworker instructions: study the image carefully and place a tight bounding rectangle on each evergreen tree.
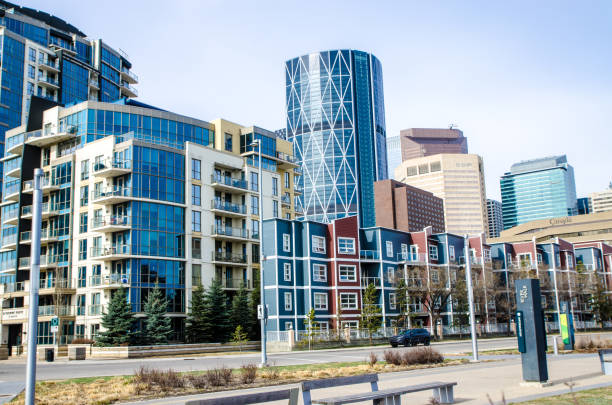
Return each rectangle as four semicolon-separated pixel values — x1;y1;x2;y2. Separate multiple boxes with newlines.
361;283;382;344
96;288;133;346
202;278;230;342
185;286;207;343
248;270;261;340
229;284;250;332
143;285;172;345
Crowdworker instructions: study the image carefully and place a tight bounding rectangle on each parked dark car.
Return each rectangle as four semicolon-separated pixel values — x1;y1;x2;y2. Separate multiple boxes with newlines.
389;328;431;347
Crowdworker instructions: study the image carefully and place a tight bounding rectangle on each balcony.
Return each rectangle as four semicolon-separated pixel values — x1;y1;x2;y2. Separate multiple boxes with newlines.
361;276;381;287
20;228;60;245
210;174;248;192
88;304;103;316
90;245;131;260
39;58;59;72
37;75;59;89
93;158;132;178
294;184;303;195
120;67;138;83
275;151;298;168
19;255;61;270
218;278;251;290
3;209;19;226
1;281;25;295
91;215;131;233
39;278;75;294
211;199;247;217
3;180;20;202
92;186;133;204
49;37;76;54
281;195;291;206
88;79;99;89
25;125;78;147
211;225;249;241
360;250;380;261
396;253;427;264
21;202;58;220
38;305;75;318
212;251;248;266
89;273;130;289
6;130;41;155
120;82;138;98
1;234;17;250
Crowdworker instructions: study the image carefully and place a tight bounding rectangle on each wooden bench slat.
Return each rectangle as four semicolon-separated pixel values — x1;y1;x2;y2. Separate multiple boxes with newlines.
301;373;378;391
312;382;457;405
185;388;298;405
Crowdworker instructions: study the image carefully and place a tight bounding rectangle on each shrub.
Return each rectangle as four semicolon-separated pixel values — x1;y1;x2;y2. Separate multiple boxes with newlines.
401;347;444;366
133;366;185;391
383;350;402;366
368;352;378;367
220;366;233;385
185;373;208;389
240;364;258;384
261;365;280;379
205;368;225;387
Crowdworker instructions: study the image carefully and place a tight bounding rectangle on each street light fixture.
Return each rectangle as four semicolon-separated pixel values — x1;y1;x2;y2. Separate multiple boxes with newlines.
464;234;479;362
249;139;267;367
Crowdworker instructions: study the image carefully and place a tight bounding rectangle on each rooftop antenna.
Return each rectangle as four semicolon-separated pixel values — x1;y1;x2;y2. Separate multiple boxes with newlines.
449;123;457;129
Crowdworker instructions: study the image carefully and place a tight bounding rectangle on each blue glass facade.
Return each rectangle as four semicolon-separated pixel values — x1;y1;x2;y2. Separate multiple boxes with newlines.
285;50;387;228
501;155;578;229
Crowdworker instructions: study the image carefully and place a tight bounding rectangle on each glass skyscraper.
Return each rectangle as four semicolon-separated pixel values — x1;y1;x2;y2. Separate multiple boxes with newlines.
500;155;578;229
285;50;387;227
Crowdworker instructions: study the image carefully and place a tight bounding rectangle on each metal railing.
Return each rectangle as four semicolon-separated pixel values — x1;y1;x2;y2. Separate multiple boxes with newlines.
281;195;291;205
360;276;381;287
38;305;74;317
88;304;103;316
90;273;129;287
212;251;247;264
93;158;131;173
219;278;251;289
91;215;131;229
40;58;59;69
211;225;248;239
211;174;248;190
1;234;17;247
1;282;25;293
359;250;380;260
92;186;132;201
38;75;59;86
211;199;246;214
396;253;427;263
276;151;296;164
121;82;138;96
39;279;72;289
90;245;131;257
121;66;139;82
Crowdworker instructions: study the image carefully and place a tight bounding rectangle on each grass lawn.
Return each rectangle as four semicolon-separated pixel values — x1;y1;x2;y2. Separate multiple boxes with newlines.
520;385;612;404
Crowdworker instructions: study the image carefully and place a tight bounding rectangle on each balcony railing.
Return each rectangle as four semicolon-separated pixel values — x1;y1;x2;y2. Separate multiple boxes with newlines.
90;245;131;258
38;305;74;317
92;186;132;201
40;58;59;70
91;215;131;229
90;273;129;287
396;253;427;263
211;174;248;190
121;66;139;82
218;278;251;289
39;278;72;289
93;158;131;173
276;151;296;164
212;251;247;264
281;195;291;205
2;282;25;293
211;225;248;239
1;234;17;247
88;304;103;316
211;199;246;215
360;250;380;260
360;276;381;287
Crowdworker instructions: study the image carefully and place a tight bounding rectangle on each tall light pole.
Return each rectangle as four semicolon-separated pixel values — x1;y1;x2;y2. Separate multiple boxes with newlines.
250;139;267;367
464;235;479;362
25;168;44;405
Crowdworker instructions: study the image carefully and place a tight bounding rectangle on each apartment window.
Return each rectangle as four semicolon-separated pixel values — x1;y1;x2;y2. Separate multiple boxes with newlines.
314;293;328;310
430;161;441;172
484;249;491;260
29;47;36;62
81;159;89;180
340;293;358;310
76;295;85;316
272;177;278;196
283;262;291;281
386;241;393;258
312;235;326;254
401;244;408;260
283;233;291;252
338;237;355;254
406;166;417;177
192;264;202;286
192;211;201;232
250;171;258;192
285;322;293;330
389;293;397;310
90;324;100;338
192;237;201;259
387;267;394;283
341;321;359;330
429;245;438;260
76;324;85;337
27;81;34;95
78;266;86;288
251;219;259;238
284;292;292;311
79;213;88;233
192;184;201;206
80;185;88;207
28;64;35;79
284;172;290;188
251;196;259;215
224;133;232;152
418;164;429;174
273;201;278;218
449;245;455;260
313;264;327;282
78;239;87;260
191;158;201;180
537;253;543;264
339;265;356;282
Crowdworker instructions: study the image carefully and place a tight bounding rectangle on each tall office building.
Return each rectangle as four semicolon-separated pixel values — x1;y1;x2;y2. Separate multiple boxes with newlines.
590;184;612;214
285;49;388;228
486;199;503;237
395;153;489;237
386;136;401;175
0;100;299;352
398;128;467;161
0;1;138;168
500;155;577;230
577;197;592;215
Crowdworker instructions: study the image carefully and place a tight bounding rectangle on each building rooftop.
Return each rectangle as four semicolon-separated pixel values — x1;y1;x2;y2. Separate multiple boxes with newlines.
0;0;86;37
508;155;568;175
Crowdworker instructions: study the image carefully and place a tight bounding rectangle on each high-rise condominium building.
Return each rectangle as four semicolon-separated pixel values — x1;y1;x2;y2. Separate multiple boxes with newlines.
285;49;388;228
0;100;300;352
500;155;577;230
0;0;138;188
395;153;489;237
590;184;612;214
486;199;503;237
399;128;467;161
386;136;401;176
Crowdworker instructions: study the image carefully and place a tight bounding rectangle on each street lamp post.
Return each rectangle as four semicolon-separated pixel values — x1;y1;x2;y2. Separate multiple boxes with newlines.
250;139;267;367
464;235;479;362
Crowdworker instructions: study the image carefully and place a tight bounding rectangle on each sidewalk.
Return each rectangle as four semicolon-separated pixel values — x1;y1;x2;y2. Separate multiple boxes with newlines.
125;353;612;405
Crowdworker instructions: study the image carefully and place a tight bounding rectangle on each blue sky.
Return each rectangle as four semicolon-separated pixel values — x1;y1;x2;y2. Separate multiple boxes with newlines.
23;0;612;200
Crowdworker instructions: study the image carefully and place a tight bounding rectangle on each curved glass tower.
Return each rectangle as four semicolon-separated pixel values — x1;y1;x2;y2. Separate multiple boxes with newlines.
285;50;387;227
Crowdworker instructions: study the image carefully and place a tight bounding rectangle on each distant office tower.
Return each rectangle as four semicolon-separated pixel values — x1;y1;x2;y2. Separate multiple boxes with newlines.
577;197;592;215
285;49;387;227
0;1;137;193
374;179;445;233
386;136;401;175
590;183;612;213
395;154;489;237
399;128;467;161
486;199;503;237
500;155;577;229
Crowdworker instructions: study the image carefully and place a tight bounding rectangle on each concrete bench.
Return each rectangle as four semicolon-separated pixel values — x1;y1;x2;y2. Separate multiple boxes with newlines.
599;349;612;375
301;374;379;405
185;387;298;405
